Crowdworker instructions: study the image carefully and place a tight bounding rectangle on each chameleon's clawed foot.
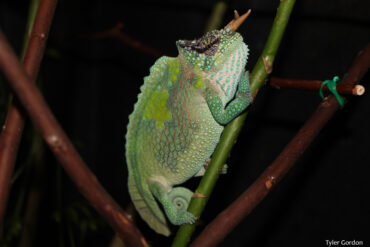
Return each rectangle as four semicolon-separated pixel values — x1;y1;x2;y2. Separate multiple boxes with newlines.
177;211;196;225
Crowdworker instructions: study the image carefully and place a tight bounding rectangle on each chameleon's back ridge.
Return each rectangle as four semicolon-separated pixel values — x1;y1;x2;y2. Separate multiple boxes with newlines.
125;25;252;235
126;57;173;235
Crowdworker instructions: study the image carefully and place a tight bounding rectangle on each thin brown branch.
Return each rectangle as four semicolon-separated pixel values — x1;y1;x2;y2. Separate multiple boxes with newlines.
82;12;253;60
0;0;57;226
270;77;365;96
0;32;149;247
109;203;136;247
81;22;170;58
190;43;370;247
80;11;252;60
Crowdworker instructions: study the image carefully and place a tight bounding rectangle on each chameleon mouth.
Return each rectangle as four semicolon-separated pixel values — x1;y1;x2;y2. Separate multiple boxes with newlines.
178;33;221;56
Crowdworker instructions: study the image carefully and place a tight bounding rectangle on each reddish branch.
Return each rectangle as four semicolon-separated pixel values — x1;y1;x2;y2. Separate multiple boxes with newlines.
0;0;57;226
18;133;46;247
85;23;367;98
190;43;370;247
270;77;365;95
83;11;250;59
82;22;168;58
0;32;148;247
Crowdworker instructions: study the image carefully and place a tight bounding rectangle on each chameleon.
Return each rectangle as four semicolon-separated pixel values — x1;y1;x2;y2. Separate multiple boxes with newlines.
125;20;252;236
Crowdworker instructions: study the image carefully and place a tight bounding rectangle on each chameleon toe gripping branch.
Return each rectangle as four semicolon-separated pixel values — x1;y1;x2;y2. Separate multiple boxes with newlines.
125;17;252;236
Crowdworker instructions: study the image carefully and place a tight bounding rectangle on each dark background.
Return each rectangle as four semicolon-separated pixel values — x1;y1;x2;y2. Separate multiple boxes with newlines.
0;0;369;246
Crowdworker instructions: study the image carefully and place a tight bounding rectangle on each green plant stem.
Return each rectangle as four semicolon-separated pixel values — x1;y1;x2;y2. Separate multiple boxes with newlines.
172;1;296;246
204;1;229;33
250;1;295;95
20;0;41;60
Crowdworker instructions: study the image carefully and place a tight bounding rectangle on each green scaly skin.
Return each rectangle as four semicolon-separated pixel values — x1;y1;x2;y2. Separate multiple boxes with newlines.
125;25;252;236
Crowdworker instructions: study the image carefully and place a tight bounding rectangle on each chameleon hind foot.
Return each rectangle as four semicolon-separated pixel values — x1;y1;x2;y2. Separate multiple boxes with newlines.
149;179;196;225
176;211;196;225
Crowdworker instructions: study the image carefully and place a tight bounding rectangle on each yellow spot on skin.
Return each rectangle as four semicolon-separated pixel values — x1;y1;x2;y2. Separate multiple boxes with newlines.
144;90;171;128
168;60;180;85
194;80;203;89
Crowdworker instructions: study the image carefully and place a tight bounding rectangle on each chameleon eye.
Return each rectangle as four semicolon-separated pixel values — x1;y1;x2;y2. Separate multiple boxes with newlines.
177;40;193;51
178;33;221;56
196;36;220;56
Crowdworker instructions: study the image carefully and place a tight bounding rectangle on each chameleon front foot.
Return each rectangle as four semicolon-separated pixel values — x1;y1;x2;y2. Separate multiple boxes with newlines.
205;70;252;125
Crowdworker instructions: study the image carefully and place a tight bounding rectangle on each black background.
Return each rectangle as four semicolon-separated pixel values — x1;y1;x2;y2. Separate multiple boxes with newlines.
0;0;369;246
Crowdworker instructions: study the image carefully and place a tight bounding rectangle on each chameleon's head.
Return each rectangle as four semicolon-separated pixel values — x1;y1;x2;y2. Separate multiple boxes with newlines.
176;27;247;71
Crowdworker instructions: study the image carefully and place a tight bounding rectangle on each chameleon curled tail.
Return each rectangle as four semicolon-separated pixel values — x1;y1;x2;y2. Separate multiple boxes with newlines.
168;187;193;214
128;174;193;236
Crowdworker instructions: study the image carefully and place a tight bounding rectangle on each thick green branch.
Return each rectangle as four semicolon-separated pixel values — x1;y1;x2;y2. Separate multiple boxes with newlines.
172;1;296;246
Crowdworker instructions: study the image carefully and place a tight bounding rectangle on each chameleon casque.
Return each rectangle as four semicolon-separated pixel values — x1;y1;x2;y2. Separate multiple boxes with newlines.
125;20;252;236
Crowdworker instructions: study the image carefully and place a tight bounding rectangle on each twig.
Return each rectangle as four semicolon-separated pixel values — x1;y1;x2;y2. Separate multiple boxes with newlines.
270;77;365;96
0;0;55;226
109;235;125;247
190;43;370;247
109;203;136;247
81;22;169;58
172;2;296;246
0;31;149;247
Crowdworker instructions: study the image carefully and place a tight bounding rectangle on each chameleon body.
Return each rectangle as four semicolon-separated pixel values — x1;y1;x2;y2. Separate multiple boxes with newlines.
125;25;252;236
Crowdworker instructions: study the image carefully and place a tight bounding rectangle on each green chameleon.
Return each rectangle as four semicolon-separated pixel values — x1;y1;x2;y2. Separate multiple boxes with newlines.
125;24;252;236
